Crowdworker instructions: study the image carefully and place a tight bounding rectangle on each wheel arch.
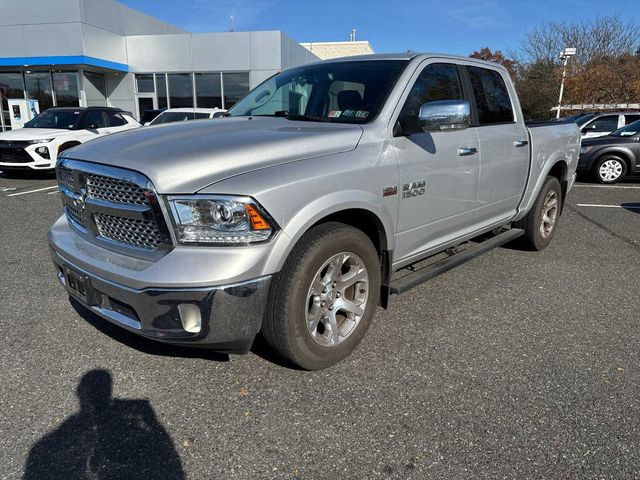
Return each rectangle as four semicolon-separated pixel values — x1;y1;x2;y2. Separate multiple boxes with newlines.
592;148;633;172
57;141;82;157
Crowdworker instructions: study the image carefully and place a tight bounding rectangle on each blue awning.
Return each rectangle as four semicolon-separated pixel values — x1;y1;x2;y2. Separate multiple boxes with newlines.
0;55;128;72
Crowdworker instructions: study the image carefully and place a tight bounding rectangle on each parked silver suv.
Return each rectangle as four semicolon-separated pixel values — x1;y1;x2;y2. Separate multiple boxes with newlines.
48;54;580;369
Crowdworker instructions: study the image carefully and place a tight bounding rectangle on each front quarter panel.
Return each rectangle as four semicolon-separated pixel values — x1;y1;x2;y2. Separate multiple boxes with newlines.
198;129;398;275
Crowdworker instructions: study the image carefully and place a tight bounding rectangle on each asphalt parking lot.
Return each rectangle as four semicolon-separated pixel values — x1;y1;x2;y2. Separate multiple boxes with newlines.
1;172;639;479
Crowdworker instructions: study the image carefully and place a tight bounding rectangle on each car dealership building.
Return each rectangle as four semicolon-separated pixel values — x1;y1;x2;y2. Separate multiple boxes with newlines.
0;0;319;130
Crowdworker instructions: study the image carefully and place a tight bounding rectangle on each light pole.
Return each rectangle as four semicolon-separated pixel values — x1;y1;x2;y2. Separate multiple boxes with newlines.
556;47;576;119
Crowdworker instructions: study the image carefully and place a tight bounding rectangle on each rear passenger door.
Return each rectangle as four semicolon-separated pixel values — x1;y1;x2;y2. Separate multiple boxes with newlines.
466;65;529;222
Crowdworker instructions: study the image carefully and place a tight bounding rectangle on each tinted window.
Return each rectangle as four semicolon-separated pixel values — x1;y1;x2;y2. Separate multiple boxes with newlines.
586;115;618;133
156;74;168;109
398;63;463;133
83;110;107;128
223;73;250;109
105;111;126;127
610;120;640;137
52;72;80;107
136;74;154;93
467;66;514;125
624;114;640;125
229;61;408;124
24;72;54;111
195;73;222;109
24;109;82;129
168;74;194;108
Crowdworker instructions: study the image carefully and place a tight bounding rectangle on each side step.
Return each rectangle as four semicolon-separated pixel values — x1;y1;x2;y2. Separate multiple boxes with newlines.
389;228;524;295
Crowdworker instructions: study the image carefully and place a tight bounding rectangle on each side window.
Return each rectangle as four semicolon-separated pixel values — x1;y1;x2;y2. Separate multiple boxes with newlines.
587;115;618;133
105;111;127;127
398;63;463;133
624;114;640;125
466;66;514;125
83;110;107;129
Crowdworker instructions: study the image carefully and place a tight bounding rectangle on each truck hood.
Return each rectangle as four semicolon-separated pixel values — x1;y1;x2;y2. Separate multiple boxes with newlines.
0;128;76;141
63;117;364;193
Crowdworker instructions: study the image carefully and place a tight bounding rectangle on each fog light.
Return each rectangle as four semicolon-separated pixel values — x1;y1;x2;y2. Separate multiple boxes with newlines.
36;146;50;159
178;303;202;333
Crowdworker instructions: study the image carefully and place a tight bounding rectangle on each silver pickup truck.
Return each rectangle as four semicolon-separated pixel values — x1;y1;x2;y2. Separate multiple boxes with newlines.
48;53;580;370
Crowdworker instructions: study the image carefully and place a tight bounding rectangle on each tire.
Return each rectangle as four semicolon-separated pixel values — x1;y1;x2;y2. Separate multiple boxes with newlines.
593;155;627;184
514;176;562;251
262;222;381;370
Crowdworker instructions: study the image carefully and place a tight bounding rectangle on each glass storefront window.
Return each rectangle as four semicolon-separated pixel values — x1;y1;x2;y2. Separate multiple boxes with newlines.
223;72;250;109
195;73;222;109
53;72;80;107
136;74;155;93
25;72;54;111
168;73;194;108
0;72;25;130
156;74;168;109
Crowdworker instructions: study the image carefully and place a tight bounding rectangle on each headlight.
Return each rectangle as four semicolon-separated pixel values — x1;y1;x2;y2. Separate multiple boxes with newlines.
168;195;276;245
580;146;593;155
28;138;54;144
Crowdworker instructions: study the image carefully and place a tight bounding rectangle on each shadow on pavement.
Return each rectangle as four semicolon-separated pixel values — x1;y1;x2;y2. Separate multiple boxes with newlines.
70;298;230;362
622;203;640;215
23;370;185;480
0;169;55;180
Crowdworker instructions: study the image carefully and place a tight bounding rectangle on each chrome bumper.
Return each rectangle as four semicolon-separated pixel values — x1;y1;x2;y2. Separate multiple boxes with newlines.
50;248;271;353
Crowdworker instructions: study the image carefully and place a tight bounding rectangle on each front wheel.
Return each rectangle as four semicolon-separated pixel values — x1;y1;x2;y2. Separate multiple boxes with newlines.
262;222;381;370
594;156;627;184
514;176;562;251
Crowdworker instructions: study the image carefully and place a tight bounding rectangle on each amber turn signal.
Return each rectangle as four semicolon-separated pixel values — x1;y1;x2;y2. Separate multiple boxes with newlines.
245;204;271;230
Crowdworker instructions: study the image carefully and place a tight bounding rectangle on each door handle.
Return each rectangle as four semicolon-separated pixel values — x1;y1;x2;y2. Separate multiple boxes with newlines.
514;139;528;147
458;147;478;156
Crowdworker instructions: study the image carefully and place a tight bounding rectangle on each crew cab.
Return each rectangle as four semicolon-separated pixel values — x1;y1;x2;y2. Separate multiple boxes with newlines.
48;54;580;370
0;107;139;174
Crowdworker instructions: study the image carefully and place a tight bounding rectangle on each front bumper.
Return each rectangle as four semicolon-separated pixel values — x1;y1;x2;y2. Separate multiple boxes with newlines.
50;243;271;353
0;143;54;170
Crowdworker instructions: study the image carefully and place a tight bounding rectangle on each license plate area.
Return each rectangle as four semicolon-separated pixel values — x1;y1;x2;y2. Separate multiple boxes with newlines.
63;266;98;306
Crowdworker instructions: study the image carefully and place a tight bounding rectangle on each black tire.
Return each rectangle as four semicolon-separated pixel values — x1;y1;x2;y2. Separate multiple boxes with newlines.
593;155;627;184
514;176;562;251
262;222;381;370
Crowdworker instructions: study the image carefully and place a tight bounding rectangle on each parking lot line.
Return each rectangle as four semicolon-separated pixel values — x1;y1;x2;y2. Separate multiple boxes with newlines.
576;203;640;209
6;186;58;197
573;184;640;189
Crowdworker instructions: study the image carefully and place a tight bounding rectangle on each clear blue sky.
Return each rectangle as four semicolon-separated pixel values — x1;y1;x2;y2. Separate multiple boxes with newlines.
119;0;639;56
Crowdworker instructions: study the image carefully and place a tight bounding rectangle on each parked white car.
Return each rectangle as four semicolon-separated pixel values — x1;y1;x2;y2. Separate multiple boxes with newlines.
0;107;140;174
146;108;226;126
579;112;640;138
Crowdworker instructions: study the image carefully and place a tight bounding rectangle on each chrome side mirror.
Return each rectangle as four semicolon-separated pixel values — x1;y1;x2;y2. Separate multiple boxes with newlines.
418;100;470;132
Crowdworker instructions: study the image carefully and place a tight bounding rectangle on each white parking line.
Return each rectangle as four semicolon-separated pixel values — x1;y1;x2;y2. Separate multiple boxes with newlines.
573;184;640;189
47;190;60;195
576;203;640;209
6;185;58;197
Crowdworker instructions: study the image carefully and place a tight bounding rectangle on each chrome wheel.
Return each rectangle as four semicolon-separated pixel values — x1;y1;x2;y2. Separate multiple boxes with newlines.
306;252;369;347
539;190;558;239
599;159;624;182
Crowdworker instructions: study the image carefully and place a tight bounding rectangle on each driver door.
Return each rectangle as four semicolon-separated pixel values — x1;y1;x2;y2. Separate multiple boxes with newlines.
391;61;481;263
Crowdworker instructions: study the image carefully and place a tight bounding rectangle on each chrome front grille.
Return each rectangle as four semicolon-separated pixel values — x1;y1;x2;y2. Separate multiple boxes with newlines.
56;159;172;259
86;173;149;206
94;213;163;249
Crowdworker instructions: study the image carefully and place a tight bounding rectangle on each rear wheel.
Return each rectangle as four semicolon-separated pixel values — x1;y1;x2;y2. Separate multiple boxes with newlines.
514;176;562;251
262;222;381;370
593;155;626;184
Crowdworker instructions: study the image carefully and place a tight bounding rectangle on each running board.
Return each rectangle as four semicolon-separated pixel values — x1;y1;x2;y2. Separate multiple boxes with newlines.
389;228;524;295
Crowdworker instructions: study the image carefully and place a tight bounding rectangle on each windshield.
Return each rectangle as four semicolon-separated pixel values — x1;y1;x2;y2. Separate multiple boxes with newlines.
228;60;409;123
24;109;82;129
150;111;210;125
610;119;640;137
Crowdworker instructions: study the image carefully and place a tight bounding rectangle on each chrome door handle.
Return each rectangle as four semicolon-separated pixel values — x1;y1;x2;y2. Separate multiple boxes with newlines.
514;139;528;147
458;147;478;156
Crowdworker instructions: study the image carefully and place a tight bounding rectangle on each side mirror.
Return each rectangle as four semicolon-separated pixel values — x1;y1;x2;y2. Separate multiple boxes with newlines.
418;100;470;132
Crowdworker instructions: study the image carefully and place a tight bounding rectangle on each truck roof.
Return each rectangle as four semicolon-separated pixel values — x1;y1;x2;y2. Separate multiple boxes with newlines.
312;53;510;71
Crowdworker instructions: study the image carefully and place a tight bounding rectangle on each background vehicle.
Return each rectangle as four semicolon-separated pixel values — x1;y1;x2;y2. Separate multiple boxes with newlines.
140;109;165;125
48;54;580;370
146;108;226;126
578;119;640;183
579;112;640;139
0;107;139;173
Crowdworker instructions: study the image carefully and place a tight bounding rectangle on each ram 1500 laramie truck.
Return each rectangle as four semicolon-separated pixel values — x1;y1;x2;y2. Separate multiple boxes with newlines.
48;54;580;370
